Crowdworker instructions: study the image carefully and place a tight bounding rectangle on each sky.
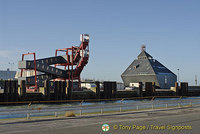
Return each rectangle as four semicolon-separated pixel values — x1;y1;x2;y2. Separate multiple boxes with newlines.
0;0;200;85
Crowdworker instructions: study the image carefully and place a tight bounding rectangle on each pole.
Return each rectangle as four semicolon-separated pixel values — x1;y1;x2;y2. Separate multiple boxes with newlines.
177;69;180;84
195;75;197;86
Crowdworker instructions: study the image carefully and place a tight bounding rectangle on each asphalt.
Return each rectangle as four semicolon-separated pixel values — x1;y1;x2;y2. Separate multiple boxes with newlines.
0;107;200;134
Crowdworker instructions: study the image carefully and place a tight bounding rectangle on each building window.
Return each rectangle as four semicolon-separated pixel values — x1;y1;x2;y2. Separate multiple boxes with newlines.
134;64;139;69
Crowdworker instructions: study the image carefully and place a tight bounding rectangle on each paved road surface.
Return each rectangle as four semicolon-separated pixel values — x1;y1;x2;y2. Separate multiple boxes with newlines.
0;107;200;134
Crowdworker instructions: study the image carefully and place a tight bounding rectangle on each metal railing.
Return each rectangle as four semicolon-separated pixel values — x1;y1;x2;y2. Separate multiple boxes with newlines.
1;97;200;120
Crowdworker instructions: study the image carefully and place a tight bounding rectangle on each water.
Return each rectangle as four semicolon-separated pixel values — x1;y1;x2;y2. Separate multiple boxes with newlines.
1;96;200;119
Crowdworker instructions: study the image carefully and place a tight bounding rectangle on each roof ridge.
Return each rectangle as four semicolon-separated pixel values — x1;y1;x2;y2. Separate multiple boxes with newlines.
137;51;153;59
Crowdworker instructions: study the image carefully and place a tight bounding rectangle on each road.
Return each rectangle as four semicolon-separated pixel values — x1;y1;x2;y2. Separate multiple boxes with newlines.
0;107;200;134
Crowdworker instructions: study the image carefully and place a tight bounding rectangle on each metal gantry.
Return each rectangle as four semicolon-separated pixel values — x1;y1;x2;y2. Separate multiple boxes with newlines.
18;34;89;91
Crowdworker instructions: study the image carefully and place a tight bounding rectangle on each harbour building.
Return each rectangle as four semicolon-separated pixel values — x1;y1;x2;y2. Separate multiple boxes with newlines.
0;69;16;80
121;46;177;89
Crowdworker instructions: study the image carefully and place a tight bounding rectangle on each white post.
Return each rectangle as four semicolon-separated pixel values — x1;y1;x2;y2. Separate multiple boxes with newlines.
178;103;181;108
55;112;58;117
136;106;139;110
27;113;30;120
152;104;154;110
166;104;168;108
27;102;31;120
190;102;192;107
80;109;82;116
120;99;123;112
101;108;103;114
80;101;83;116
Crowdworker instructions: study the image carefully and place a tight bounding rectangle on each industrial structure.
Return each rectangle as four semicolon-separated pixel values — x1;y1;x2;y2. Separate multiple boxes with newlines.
121;45;177;89
0;42;198;103
18;34;89;90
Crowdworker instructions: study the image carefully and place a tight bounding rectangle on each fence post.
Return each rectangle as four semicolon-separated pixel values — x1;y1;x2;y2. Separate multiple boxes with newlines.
101;108;103;114
136;106;139;111
80;100;83;116
55;112;58;117
27;113;30;120
178;103;181;108
166;104;168;108
27;102;31;120
152;104;154;110
120;99;123;112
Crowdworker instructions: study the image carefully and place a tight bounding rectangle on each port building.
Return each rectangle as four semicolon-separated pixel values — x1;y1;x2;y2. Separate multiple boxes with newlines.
121;46;177;89
0;69;16;80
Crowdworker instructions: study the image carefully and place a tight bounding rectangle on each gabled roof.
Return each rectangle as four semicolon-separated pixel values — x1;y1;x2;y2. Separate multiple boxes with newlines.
137;50;153;59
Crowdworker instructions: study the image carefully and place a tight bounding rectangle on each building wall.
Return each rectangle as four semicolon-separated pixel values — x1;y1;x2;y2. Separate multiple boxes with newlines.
117;82;125;90
188;86;200;91
121;75;159;87
0;69;16;80
156;74;177;89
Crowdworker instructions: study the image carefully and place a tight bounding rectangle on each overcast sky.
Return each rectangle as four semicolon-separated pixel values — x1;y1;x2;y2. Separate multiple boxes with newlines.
0;0;200;85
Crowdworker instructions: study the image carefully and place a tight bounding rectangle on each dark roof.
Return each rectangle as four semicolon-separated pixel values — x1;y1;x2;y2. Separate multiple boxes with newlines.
121;49;177;88
149;59;176;75
137;51;153;59
121;51;176;77
121;59;155;76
